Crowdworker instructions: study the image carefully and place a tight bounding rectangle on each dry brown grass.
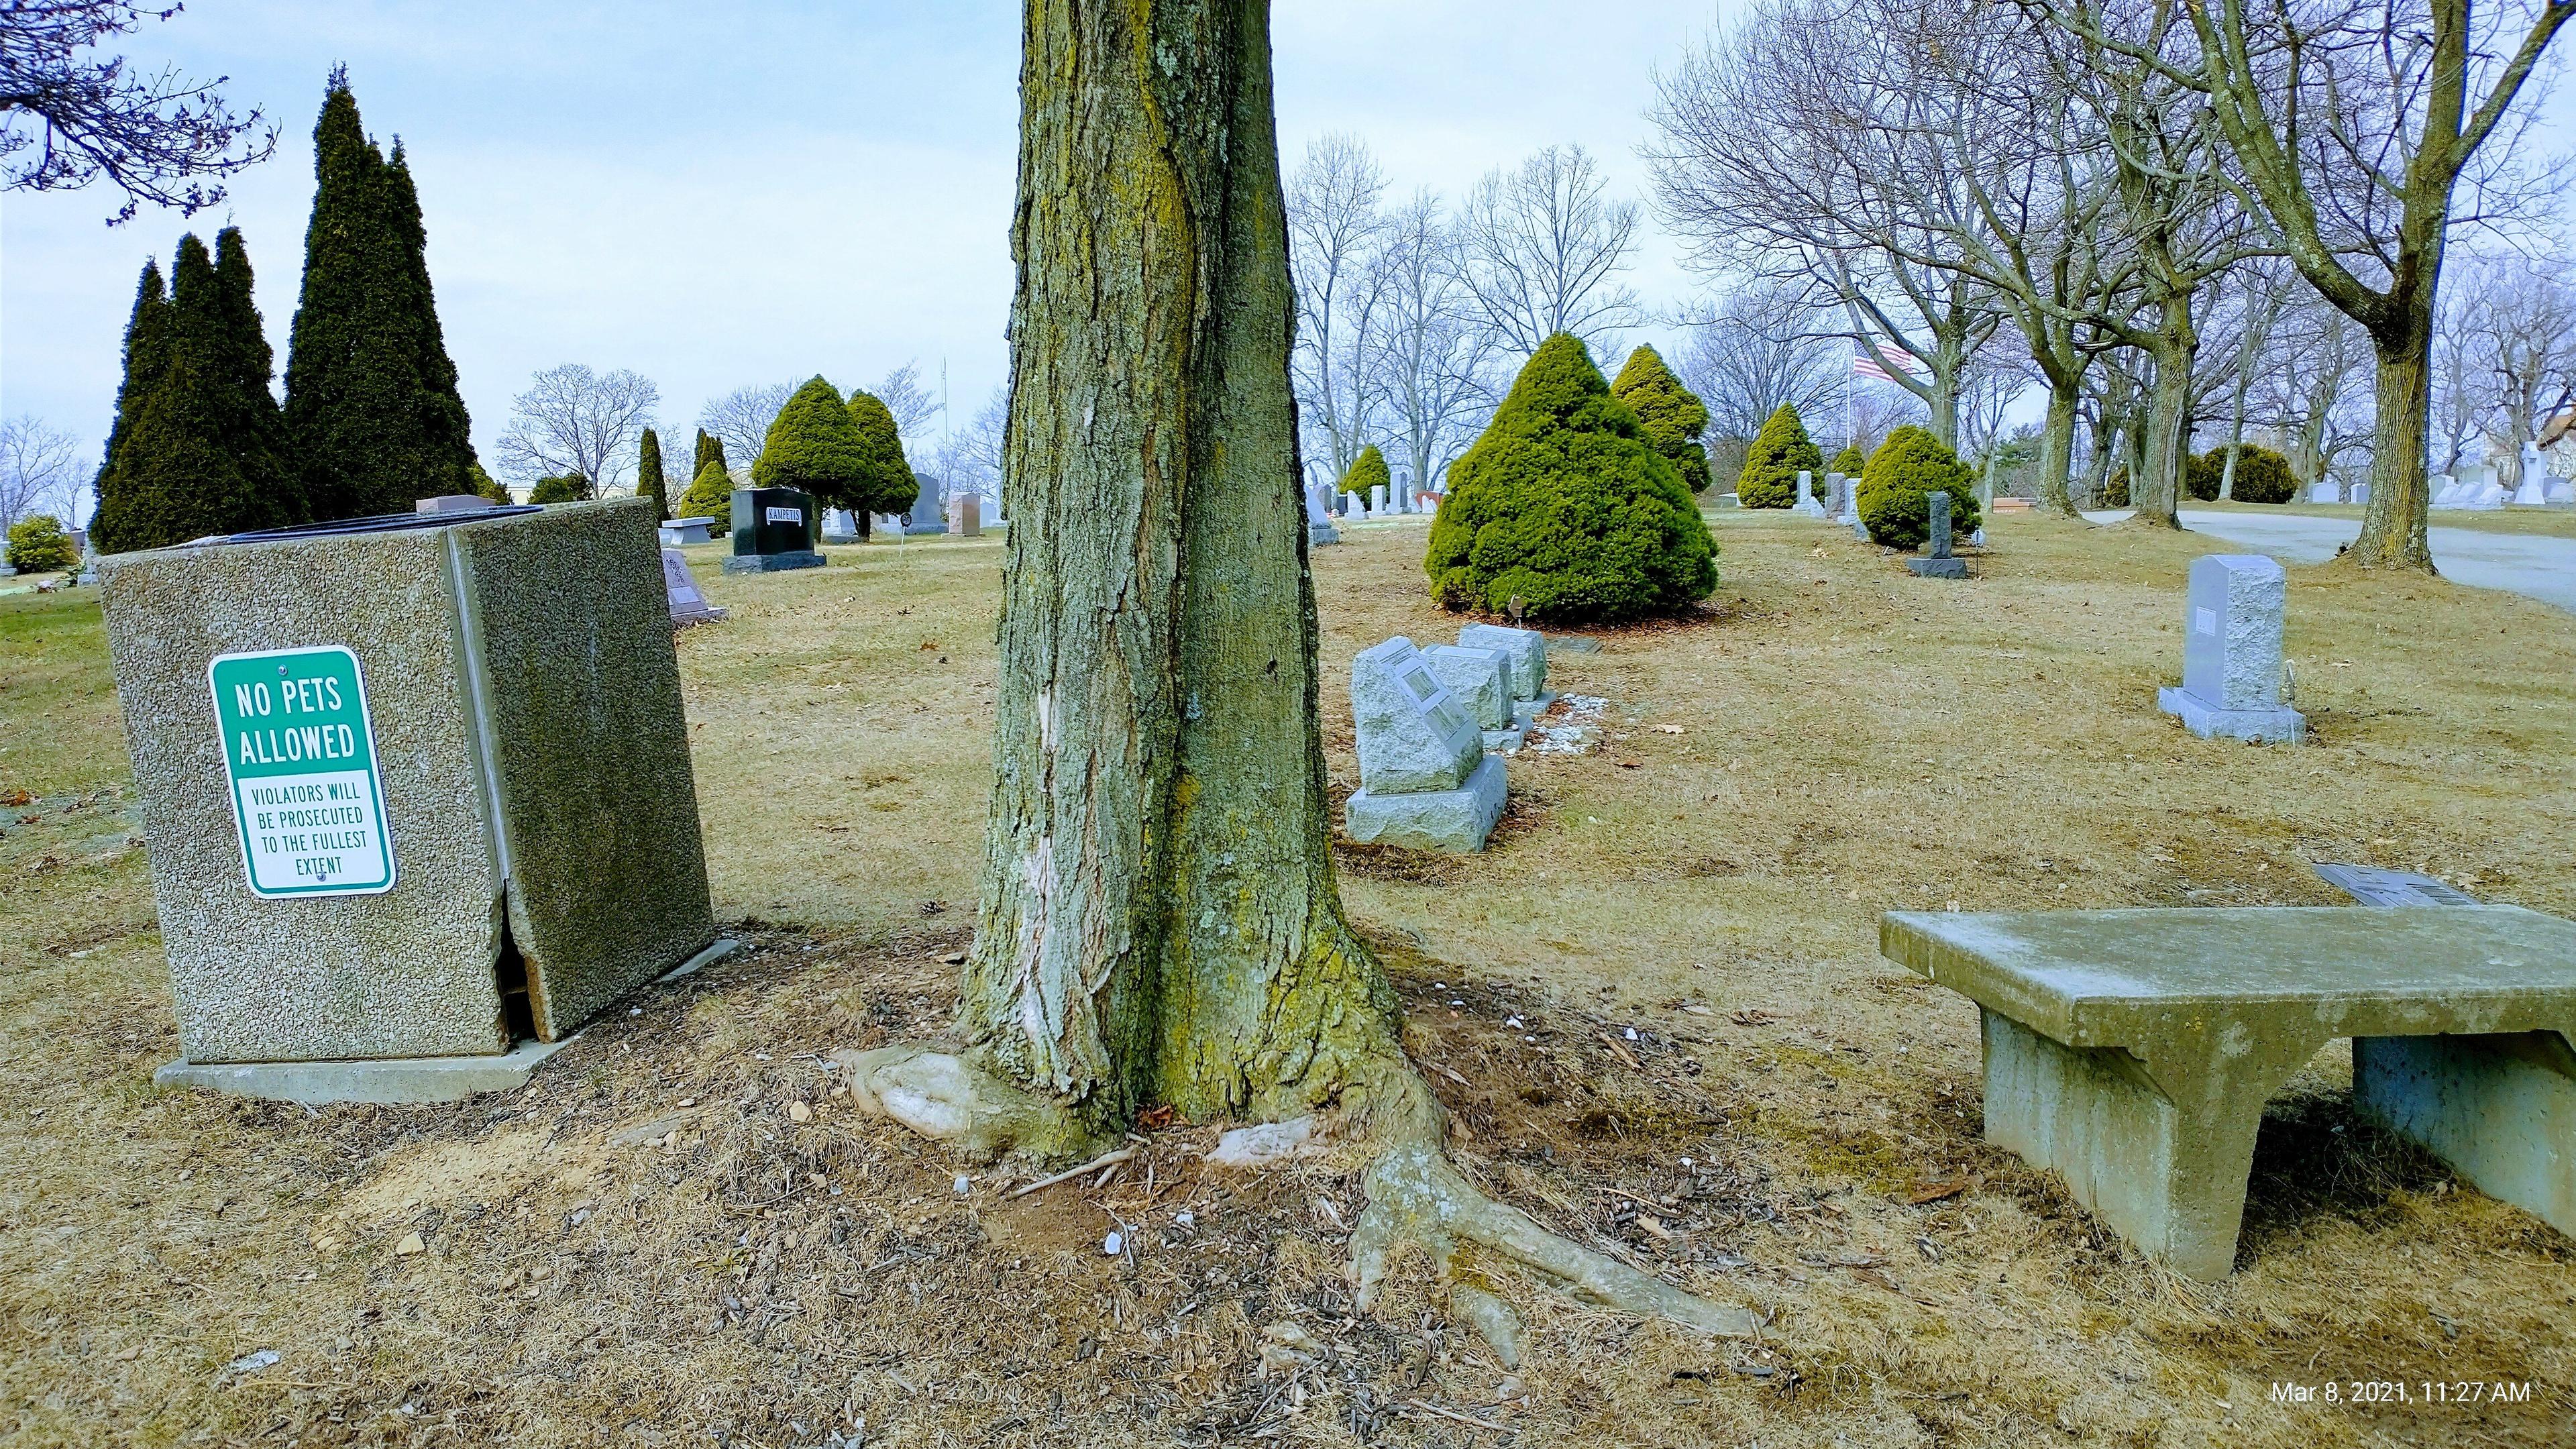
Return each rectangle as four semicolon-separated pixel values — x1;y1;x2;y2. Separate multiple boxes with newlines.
4;511;2574;1447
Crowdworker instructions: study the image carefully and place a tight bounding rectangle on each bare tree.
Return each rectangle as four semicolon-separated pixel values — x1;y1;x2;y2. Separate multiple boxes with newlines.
930;384;1010;509
2459;253;2576;486
1454;143;1644;357
496;364;661;489
0;415;84;530
1286;133;1393;486
1675;276;1847;443
873;362;942;441
0;2;276;223
1367;189;1496;500
2031;0;2575;567
697;382;796;472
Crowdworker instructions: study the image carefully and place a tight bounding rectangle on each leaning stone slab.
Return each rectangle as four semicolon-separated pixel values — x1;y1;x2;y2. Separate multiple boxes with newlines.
1881;905;2576;1279
2311;864;2481;908
1351;637;1483;794
99;498;718;1067
2157;553;2304;743
1456;623;1546;700
1345;755;1507;853
1419;644;1512;730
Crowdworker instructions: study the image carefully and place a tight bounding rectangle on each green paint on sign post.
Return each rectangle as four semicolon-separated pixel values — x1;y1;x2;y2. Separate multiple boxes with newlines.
207;645;396;897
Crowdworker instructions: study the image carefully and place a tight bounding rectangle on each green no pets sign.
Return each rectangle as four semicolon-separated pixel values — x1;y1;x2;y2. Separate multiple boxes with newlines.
207;646;396;898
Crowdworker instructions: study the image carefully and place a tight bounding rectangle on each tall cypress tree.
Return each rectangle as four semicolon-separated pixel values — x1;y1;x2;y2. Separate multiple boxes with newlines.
280;71;476;519
636;427;668;517
692;428;727;482
91;235;301;551
87;260;174;553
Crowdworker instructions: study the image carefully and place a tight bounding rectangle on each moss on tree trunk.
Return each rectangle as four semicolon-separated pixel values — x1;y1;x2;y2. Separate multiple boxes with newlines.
955;0;1393;1134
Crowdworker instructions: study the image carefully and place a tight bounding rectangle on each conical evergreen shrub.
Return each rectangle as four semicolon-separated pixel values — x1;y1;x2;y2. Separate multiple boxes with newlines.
1857;425;1979;549
753;378;869;521
90;233;299;551
1339;445;1391;504
677;460;733;520
1827;443;1865;478
1611;345;1713;494
1424;333;1717;623
280;72;476;519
86;260;174;554
693;428;727;482
637;427;668;517
845;390;921;536
1735;404;1821;508
529;474;592;504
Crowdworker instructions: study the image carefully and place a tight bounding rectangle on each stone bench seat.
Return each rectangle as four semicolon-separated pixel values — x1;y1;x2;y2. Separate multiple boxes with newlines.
1880;905;2576;1279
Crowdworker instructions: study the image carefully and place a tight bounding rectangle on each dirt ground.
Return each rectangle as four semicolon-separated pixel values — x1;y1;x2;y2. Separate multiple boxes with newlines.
5;508;2574;1448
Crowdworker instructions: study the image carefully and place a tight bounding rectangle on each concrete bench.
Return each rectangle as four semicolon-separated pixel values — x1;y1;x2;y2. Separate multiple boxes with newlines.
1880;906;2576;1279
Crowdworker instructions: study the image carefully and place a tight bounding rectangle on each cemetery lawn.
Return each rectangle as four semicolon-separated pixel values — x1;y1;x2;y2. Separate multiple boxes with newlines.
5;515;2575;1448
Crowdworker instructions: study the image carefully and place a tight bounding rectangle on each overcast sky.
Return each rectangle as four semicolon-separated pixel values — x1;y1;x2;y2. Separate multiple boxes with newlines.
3;1;1743;481
4;1;2571;486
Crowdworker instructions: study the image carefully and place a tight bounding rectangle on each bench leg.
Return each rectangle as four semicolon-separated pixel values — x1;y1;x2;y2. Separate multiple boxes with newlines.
1980;1008;2312;1280
2353;1031;2576;1238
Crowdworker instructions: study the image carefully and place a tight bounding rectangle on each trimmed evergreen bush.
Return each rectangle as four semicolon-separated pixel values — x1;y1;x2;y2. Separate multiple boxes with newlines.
2196;445;2297;504
1827;444;1865;478
1611;345;1713;493
6;515;77;573
529;474;590;504
89;231;300;553
636;427;668;517
280;72;478;520
844;390;922;534
1340;444;1390;502
1735;404;1822;508
753;378;870;525
677;461;733;520
1857;425;1979;550
1424;332;1718;623
2101;466;2131;508
2182;450;2224;502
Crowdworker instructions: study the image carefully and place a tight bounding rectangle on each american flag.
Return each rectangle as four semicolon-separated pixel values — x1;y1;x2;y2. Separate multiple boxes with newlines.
1853;348;1921;384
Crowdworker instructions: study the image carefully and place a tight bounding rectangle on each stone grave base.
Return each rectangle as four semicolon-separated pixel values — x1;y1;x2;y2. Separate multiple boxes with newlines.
1309;522;1340;547
1345;755;1506;853
2157;686;2306;744
1906;556;1968;579
1793;500;1827;519
724;550;828;574
155;939;739;1105
2354;1031;2576;1242
1483;692;1556;753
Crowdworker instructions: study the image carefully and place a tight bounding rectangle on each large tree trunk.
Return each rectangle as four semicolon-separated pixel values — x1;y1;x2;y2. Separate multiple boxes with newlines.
2127;293;2198;530
957;0;1391;1136
2350;334;2437;570
2037;375;2082;519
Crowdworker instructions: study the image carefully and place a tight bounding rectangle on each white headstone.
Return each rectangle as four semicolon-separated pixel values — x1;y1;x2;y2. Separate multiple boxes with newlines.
1371;484;1389;516
1350;637;1483;794
1456;623;1547;700
661;548;727;625
1792;470;1825;518
1418;644;1513;730
2351;481;2371;505
2512;450;2548;506
2157;553;2303;742
2308;482;2339;504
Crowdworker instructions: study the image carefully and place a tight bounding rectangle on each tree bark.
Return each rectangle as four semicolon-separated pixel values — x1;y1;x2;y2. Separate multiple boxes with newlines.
957;0;1393;1136
2351;336;2437;570
2129;317;2196;529
2038;379;2081;518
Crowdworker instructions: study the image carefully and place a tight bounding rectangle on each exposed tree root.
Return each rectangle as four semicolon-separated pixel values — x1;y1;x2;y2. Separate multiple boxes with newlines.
839;1043;1763;1366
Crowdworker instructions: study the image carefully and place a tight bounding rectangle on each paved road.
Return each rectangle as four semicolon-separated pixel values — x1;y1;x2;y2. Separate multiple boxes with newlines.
2082;508;2576;614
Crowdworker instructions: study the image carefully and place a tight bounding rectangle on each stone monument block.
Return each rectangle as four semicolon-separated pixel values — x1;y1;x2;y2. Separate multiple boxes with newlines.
2308;482;2339;504
97;498;718;1069
1350;637;1482;794
1305;483;1340;546
724;487;826;573
1792;470;1826;518
948;493;982;536
904;476;947;535
2351;482;2371;505
661;548;727;626
820;508;860;543
1419;643;1512;730
659;516;718;547
1456;623;1546;700
1344;755;1507;853
2157;553;2304;743
1906;490;1968;579
416;495;500;516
